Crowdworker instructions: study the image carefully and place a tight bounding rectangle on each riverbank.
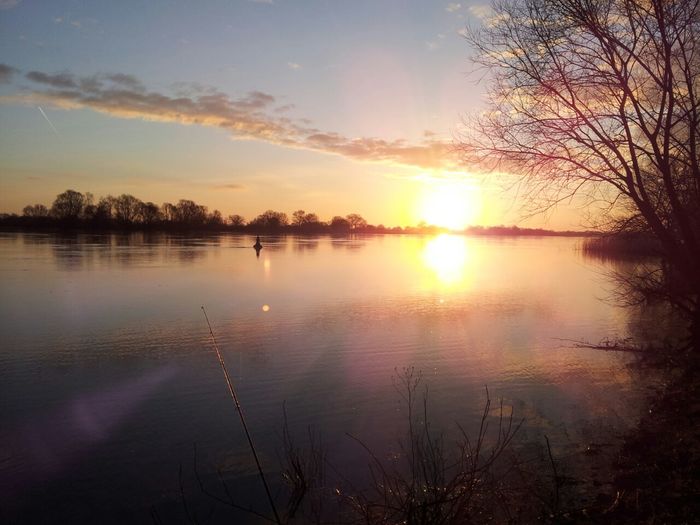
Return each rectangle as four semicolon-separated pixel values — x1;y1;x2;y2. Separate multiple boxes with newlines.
603;348;700;522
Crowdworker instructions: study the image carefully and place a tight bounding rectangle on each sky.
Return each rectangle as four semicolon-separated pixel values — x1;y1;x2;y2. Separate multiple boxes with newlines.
0;0;584;229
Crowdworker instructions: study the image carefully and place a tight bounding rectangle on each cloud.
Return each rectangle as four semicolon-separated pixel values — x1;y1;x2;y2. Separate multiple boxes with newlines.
171;81;218;97
468;4;492;20
427;32;448;51
105;73;145;91
52;15;99;29
445;3;461;13
218;183;245;190
26;70;148;94
274;104;295;113
466;5;506;28
0;64;18;83
302;133;453;169
287;62;301;70
0;0;20;10
26;70;78;88
5;67;458;170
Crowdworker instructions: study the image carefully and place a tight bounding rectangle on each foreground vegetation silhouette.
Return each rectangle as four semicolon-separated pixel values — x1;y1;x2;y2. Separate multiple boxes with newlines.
175;369;544;524
460;7;700;515
174;356;698;524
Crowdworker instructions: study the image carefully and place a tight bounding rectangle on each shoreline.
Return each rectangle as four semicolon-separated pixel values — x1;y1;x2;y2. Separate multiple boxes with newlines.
0;221;595;238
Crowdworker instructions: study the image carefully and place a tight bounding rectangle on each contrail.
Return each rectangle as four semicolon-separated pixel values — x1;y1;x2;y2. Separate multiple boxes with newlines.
37;106;59;135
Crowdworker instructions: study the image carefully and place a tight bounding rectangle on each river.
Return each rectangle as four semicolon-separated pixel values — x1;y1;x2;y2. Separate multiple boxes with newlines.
0;232;651;522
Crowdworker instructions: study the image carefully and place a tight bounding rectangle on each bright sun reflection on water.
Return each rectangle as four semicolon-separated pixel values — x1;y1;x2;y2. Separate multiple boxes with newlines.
422;234;469;286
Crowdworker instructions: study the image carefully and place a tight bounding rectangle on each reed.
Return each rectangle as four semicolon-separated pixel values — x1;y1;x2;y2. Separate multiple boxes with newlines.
201;305;282;525
580;233;661;261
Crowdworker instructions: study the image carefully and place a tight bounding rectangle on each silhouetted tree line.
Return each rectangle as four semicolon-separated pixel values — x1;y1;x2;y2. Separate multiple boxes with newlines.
1;189;378;234
1;189;588;236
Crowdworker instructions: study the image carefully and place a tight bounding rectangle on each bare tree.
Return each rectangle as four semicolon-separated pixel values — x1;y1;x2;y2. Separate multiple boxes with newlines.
162;202;177;223
227;214;246;227
292;209;308;227
138;201;162;224
174;199;208;225
346;213;367;231
22;204;48;218
329;216;350;234
250;209;289;229
462;0;700;306
207;209;224;226
93;196;115;223
113;194;143;224
50;189;86;221
302;212;319;225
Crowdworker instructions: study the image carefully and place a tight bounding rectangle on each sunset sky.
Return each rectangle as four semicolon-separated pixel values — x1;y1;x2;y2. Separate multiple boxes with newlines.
0;1;582;229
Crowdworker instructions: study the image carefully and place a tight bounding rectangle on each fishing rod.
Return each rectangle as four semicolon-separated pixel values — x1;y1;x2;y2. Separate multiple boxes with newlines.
201;306;282;525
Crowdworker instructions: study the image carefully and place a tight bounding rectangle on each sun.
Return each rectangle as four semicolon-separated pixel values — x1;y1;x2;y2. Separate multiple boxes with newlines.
419;182;481;230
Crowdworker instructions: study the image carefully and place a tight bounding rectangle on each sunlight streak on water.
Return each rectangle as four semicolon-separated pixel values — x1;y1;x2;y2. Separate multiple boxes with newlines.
421;233;470;286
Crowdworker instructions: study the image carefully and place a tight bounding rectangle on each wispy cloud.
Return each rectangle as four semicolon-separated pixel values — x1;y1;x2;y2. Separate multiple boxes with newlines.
52;14;99;29
468;4;492;20
0;0;20;10
106;73;146;91
3;67;457;170
26;71;78;88
426;33;446;51
287;62;302;70
445;3;461;13
218;183;245;190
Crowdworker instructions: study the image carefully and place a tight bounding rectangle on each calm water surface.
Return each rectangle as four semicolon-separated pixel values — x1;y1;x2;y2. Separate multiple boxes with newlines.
0;232;648;522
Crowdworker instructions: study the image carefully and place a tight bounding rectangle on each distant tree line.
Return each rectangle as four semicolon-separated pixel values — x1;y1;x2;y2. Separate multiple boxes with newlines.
3;189;380;234
1;189;587;236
